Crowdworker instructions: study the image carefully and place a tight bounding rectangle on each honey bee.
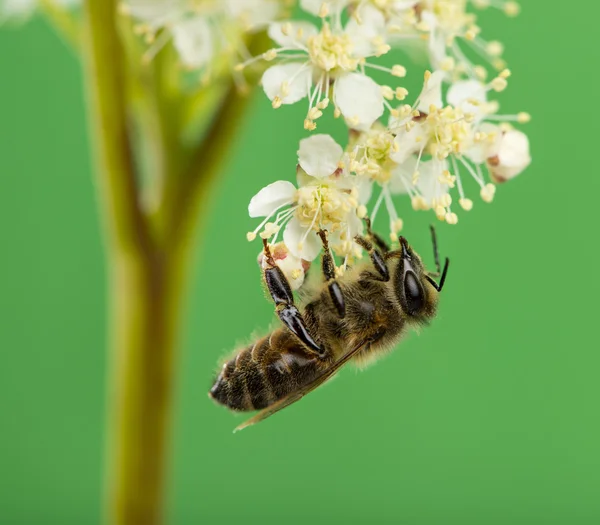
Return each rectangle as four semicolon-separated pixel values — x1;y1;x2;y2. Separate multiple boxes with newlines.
209;220;449;431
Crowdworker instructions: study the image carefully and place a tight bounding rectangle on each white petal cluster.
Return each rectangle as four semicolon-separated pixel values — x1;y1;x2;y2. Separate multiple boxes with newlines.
351;0;521;80
122;0;286;71
246;0;530;263
351;69;531;225
237;3;407;131
247;134;369;261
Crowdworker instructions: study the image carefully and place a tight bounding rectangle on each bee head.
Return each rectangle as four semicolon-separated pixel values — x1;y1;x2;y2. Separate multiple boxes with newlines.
394;234;449;318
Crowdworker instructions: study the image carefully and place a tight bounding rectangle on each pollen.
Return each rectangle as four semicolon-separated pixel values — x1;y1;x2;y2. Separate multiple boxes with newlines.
459;198;473;211
503;1;521;17
307;23;358;72
445;212;458;225
263;49;278;61
490;76;508;92
480;183;497;203
392;65;407;77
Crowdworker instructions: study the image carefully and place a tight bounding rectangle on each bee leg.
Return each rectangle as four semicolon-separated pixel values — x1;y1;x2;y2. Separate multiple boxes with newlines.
262;240;324;356
364;216;390;254
317;230;346;318
354;235;390;282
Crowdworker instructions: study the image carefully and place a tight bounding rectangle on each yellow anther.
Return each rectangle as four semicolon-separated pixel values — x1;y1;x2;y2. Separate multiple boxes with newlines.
381;85;395;100
480;183;496;203
504;1;520;16
395;87;408;100
281;22;292;36
445;212;458;225
392;65;407;77
491;76;508;92
517;112;531;123
459;198;473;211
440;57;456;72
318;2;329;18
263;49;277;61
486;41;504;57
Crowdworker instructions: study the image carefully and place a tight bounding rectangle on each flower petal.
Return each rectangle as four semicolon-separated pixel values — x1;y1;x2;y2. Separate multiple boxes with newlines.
123;0;175;26
465;122;501;164
489;130;531;182
345;210;363;238
390;124;423;164
447;80;488;117
418;70;445;112
172;18;214;68
389;156;418;194
248;181;297;218
283;218;322;261
297;134;343;178
355;176;373;204
225;0;281;30
262;63;312;105
267;20;317;47
334;73;384;131
416;160;449;204
258;242;309;291
344;4;385;57
300;0;347;16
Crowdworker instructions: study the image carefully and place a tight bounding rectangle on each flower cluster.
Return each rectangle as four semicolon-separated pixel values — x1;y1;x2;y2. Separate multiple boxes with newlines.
246;0;531;287
121;0;288;79
2;0;531;290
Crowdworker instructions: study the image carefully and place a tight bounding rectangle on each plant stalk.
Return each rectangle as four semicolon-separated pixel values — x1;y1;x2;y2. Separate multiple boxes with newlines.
83;2;257;523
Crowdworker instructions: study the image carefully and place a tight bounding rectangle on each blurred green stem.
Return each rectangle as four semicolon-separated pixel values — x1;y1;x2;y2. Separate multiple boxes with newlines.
83;1;254;523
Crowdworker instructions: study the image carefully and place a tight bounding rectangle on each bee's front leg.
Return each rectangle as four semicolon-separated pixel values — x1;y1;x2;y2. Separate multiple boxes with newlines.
364;216;390;254
261;240;324;357
354;235;390;282
317;230;346;319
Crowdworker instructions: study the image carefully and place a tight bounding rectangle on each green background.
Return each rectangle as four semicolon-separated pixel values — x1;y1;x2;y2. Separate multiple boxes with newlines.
1;4;598;524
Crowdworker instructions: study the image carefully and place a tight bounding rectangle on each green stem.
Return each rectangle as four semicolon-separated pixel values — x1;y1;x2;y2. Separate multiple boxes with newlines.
105;247;188;525
83;1;260;522
83;1;171;523
169;85;255;250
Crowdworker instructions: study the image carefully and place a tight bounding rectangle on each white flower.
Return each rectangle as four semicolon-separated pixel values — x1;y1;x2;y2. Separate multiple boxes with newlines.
244;4;406;131
487;129;531;182
380;0;517;80
247;134;368;260
257;242;311;291
390;158;457;223
300;0;349;16
353;70;531;224
123;0;284;70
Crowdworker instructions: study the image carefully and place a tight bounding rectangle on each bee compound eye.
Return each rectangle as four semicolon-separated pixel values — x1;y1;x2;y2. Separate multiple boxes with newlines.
404;271;424;313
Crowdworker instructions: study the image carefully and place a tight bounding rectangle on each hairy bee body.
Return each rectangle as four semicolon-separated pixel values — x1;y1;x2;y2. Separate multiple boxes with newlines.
209;328;329;411
210;259;437;412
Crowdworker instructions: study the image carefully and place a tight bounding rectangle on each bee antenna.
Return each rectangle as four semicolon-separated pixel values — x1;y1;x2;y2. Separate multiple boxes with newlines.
426;258;449;292
429;224;441;275
427;225;449;292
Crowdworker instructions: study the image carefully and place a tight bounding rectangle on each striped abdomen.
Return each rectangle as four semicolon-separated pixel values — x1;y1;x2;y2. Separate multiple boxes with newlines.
209;328;328;411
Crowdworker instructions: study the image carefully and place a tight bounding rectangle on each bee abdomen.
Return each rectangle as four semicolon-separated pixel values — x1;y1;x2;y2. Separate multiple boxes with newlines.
209;330;324;412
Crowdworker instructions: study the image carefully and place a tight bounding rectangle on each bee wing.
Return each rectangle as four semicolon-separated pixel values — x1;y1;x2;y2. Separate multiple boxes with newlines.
234;336;374;432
